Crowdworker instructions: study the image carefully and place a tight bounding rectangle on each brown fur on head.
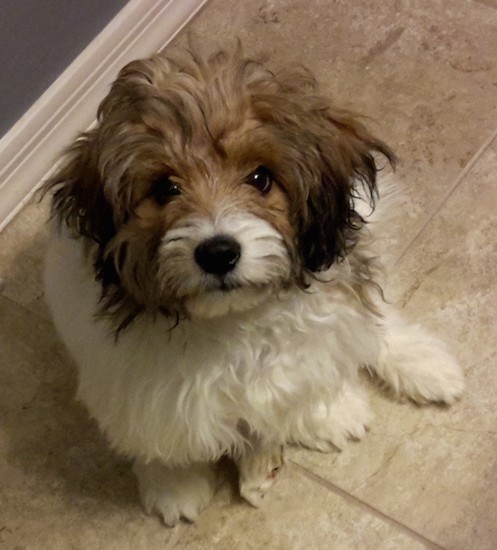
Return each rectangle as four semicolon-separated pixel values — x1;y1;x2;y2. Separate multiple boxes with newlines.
45;46;394;330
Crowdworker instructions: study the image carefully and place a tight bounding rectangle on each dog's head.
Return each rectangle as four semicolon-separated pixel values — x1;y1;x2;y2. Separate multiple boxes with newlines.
46;47;394;329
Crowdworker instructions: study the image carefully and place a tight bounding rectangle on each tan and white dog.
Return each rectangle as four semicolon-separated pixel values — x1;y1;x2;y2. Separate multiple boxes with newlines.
43;46;464;526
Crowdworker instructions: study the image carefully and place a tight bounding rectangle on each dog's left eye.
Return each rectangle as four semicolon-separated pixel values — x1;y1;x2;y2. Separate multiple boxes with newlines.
151;176;181;205
245;166;273;194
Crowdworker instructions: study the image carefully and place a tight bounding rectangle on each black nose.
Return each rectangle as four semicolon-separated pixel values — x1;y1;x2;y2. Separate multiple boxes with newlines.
194;236;241;276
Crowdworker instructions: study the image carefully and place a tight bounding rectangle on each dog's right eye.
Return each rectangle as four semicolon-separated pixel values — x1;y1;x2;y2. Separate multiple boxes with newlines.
151;176;181;205
245;166;273;194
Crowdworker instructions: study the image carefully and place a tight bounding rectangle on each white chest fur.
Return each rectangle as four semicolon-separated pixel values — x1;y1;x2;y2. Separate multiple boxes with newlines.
44;232;380;465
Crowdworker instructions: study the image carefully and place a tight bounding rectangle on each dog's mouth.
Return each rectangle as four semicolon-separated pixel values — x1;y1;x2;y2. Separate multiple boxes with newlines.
201;274;279;295
215;278;242;293
195;271;245;294
184;280;275;318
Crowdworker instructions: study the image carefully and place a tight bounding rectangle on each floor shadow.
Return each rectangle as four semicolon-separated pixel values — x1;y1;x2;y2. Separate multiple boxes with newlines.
0;231;140;514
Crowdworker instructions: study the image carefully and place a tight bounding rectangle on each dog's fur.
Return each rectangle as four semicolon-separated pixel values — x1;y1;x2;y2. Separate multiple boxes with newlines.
43;46;464;525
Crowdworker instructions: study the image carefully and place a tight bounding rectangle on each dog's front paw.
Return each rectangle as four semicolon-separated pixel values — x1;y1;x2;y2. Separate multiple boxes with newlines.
133;460;220;526
292;382;373;452
377;324;465;405
400;352;465;405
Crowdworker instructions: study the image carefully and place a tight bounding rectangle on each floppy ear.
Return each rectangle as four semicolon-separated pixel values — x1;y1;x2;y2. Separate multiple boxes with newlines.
45;130;115;246
44;131;122;290
300;111;395;272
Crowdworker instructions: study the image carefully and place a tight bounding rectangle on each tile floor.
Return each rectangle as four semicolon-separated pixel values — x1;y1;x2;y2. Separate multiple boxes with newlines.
1;0;497;548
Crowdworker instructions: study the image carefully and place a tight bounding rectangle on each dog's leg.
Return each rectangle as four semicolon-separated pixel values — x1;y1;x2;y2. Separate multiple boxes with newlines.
236;446;285;507
133;459;220;526
290;380;374;452
370;308;465;404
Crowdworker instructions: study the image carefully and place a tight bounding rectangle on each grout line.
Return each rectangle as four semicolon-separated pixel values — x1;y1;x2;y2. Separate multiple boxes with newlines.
0;292;50;323
292;461;445;550
395;126;497;266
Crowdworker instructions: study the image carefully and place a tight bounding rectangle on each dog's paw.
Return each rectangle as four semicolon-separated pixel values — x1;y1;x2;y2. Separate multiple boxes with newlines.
377;324;465;405
237;447;285;507
133;460;220;526
292;383;373;452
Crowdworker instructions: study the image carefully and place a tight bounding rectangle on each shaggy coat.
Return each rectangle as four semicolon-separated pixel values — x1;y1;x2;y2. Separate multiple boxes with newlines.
44;47;464;525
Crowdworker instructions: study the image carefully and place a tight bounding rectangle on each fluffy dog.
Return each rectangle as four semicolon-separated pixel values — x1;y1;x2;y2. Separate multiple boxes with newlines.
43;46;464;525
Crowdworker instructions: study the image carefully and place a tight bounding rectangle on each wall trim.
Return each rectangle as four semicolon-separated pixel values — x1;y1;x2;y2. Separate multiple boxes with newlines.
0;0;209;232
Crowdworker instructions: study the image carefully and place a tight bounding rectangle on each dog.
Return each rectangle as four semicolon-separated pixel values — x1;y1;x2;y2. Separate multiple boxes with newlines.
43;45;465;526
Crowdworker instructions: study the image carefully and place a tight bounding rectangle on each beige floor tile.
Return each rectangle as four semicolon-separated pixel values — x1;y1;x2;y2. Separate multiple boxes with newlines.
0;197;51;318
181;0;497;253
294;143;497;548
395;142;497;358
175;464;430;550
0;297;186;550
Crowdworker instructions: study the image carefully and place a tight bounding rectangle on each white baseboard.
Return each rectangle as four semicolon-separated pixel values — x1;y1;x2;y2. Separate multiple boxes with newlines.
0;0;209;232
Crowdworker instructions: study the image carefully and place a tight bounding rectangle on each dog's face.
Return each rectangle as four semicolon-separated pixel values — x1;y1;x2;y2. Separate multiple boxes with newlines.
47;48;393;327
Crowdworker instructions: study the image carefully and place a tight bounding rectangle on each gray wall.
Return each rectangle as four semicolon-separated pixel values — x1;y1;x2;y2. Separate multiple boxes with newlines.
0;0;129;137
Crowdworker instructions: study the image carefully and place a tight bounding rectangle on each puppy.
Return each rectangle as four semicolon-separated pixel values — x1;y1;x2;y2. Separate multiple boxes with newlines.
43;46;464;525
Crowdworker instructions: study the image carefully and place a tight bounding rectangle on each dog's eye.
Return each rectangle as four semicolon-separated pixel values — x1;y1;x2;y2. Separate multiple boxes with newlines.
245;166;273;194
151;176;181;205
